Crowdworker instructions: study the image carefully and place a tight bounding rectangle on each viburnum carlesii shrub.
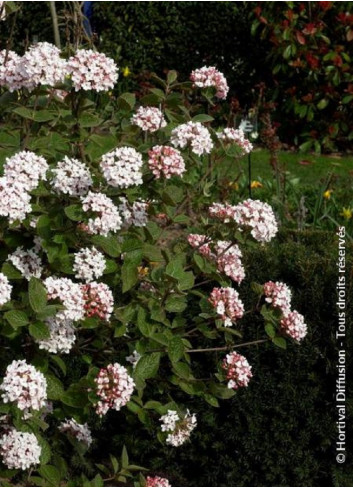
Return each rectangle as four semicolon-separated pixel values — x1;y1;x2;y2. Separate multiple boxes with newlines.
94;363;135;416
0;430;41;470
20;42;68;89
80;191;122;235
0;59;309;484
36;316;76;354
146;476;171;487
8;246;43;280
67;49;118;91
73;247;106;282
44;277;85;322
280;310;308;342
209;287;244;327
160;410;197;447
131;106;167;132
222;352;253;390
217;127;253;155
171;121;213;155
0;273;12;306
81;282;114;321
148;145;186;179
59;419;93;447
264;281;292;314
100;147;143;188
51;156;93;196
0;360;47;412
118;197;149;227
190;66;229;99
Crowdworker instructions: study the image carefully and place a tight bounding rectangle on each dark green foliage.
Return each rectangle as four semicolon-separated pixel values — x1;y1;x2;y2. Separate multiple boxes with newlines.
94;230;353;486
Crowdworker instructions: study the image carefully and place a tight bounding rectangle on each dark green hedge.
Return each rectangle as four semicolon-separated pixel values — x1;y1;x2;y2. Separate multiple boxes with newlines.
92;230;352;486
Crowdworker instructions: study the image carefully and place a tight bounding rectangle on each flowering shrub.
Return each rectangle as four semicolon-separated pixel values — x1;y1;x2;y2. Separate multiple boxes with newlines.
0;41;308;486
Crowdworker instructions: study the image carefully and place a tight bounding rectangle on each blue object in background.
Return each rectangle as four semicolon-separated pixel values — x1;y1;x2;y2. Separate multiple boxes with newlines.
83;1;93;37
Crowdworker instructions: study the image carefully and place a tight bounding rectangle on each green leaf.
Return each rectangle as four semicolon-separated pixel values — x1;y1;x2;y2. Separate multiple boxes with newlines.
4;310;29;328
117;92;136;110
61;385;88;408
90;235;121;257
134;353;161;381
168;336;185;363
78;113;102;128
265;323;276;338
29;321;50;340
45;374;64;401
121;446;129;469
64;204;84;222
121;262;138;293
192;114;214;123
29;277;47;313
165;295;187;312
317;98;329;110
272;336;287;349
1;262;23;279
167;70;178;84
38;465;60;486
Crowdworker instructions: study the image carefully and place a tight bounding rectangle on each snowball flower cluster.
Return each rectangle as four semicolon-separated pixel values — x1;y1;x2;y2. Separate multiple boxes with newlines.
209;199;278;243
190;66;229;99
148;145;186;179
81;191;122;236
94;363;135;416
100;147;143;188
160;410;197;447
217;127;253;155
37;316;76;354
171;122;213;156
8;247;43;281
0;50;27;92
118;197;149;228
59;418;93;447
280;310;307;342
0;430;41;470
4;150;48;191
0;178;32;223
188;235;245;284
0;360;47;412
222;351;253;390
44;277;85;322
73;247;106;283
131;106;167;132
81;282;114;321
146;476;171;487
0;272;12;306
264;281;292;315
51;156;93;196
209;287;244;327
20;42;68;89
67;49;118;91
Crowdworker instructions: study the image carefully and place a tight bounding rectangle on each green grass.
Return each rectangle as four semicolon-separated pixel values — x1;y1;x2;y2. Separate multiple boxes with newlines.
235;149;353;185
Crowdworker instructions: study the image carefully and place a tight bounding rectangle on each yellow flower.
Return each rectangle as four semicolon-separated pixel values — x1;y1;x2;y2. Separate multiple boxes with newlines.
137;266;149;278
341;207;352;220
122;66;131;77
227;181;239;190
323;189;333;200
251;180;263;189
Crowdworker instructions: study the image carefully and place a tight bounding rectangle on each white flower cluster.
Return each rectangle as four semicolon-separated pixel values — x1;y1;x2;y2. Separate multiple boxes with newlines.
59;418;92;447
68;49;118;91
171;122;213;156
0;50;27;92
95;363;135;416
217;127;253;155
209;199;278;243
100;147;143;188
8;246;43;281
73;247;106;283
0;429;41;470
81;282;114;321
214;241;245;284
160;410;197;447
0;151;48;223
148;145;186;179
222;351;253;390
118;197;149;228
209;287;244;327
131;106;167;132
44;277;85;322
51;156;93;196
81;191;122;236
280;310;307;342
264;281;292;315
37;316;76;354
0;360;47;412
21;42;68;89
0;272;12;306
190;66;229;99
146;476;171;487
